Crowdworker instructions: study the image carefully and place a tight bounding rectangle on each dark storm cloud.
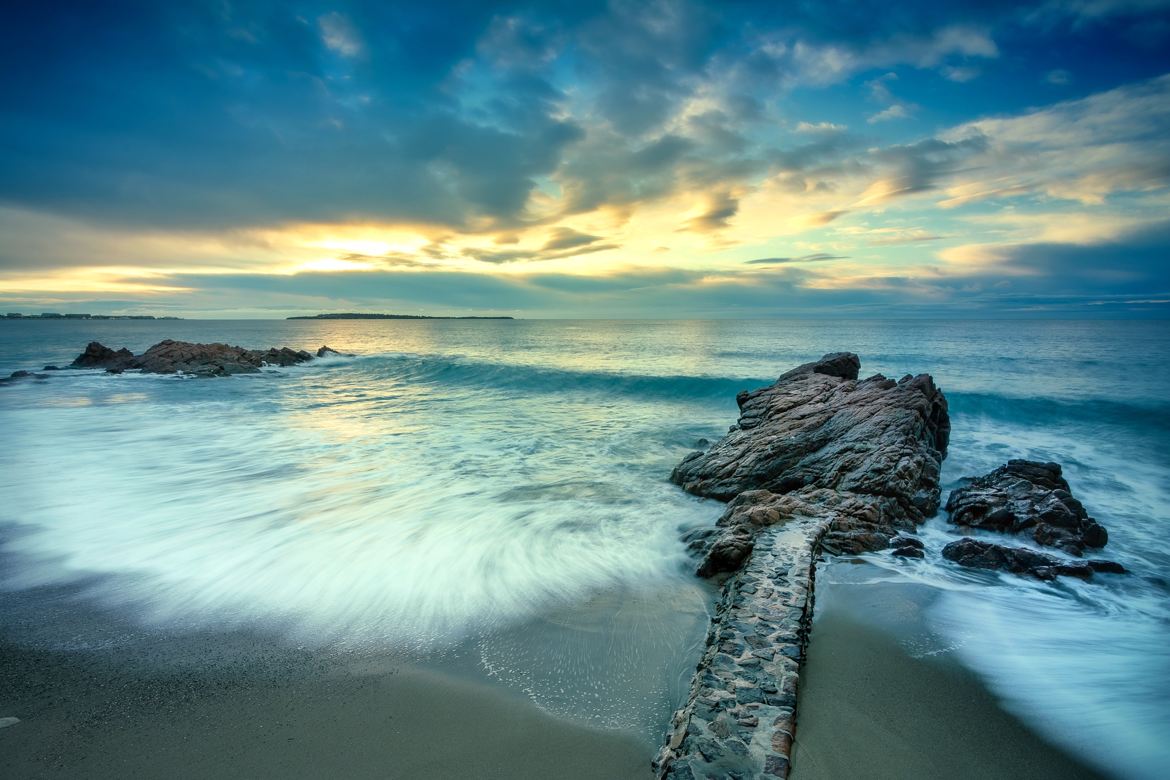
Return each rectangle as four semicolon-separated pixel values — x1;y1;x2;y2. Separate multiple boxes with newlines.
972;219;1170;295
0;0;583;231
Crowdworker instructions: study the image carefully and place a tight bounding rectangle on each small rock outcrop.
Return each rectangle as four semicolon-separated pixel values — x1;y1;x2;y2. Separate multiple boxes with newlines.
71;342;135;370
942;538;1125;580
68;340;331;377
656;354;949;779
946;460;1108;556
0;370;49;385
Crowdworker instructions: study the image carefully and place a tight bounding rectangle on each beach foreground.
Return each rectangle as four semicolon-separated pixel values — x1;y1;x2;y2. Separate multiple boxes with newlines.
0;635;652;780
791;562;1104;780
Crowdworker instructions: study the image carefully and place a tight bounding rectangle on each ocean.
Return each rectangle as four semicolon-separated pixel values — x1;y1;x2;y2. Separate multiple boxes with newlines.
1;318;1168;777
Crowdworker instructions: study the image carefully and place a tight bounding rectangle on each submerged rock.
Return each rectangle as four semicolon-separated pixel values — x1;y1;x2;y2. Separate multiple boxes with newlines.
0;370;49;385
941;538;1125;581
946;460;1109;556
890;535;926;558
68;340;339;377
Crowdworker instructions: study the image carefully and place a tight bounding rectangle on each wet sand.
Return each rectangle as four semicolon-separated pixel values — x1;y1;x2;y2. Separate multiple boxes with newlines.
0;639;653;779
790;564;1106;780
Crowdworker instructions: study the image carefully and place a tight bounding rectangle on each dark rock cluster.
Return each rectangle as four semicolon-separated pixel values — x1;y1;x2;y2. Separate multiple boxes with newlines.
0;370;50;385
946;459;1108;555
69;340;328;377
941;459;1123;581
941;538;1125;580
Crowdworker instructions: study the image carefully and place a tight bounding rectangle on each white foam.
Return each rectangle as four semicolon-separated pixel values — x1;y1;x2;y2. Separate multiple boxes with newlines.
0;368;717;650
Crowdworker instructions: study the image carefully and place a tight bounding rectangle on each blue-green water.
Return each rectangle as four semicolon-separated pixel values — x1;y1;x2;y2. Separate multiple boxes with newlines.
1;319;1168;776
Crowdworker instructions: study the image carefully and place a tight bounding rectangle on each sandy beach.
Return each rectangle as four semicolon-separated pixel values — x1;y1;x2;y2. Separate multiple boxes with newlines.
0;636;654;779
790;561;1105;780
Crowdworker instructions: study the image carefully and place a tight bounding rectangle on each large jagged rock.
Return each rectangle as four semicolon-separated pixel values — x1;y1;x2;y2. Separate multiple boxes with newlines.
658;353;949;780
671;353;949;525
674;353;950;564
69;340;324;377
942;538;1125;581
946;460;1108;556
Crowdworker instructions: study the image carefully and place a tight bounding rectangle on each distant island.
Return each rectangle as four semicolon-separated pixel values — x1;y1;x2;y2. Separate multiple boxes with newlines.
4;312;181;320
287;313;514;320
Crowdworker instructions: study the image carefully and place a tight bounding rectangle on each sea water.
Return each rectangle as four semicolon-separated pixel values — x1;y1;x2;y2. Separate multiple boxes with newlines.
1;319;1167;773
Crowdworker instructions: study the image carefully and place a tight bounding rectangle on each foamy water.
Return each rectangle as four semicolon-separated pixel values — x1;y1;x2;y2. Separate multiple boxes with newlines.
1;318;1168;771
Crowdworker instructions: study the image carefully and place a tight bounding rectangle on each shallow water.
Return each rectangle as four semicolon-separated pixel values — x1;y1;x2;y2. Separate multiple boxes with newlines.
1;318;1168;773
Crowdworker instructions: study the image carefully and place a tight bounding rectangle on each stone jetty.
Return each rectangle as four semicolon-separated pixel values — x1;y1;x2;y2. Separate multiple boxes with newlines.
656;353;950;779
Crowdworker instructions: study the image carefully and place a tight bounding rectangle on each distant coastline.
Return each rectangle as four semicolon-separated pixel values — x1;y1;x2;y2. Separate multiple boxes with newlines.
287;313;515;320
4;312;181;320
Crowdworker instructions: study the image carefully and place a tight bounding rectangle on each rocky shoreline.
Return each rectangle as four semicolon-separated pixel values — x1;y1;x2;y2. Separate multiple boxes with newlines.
655;353;1124;779
2;340;349;382
70;340;348;376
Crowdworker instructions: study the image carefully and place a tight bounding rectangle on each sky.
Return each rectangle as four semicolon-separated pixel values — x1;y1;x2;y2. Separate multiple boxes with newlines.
1;1;1169;318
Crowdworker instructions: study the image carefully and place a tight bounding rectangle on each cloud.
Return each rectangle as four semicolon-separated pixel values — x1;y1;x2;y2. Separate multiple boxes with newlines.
745;253;849;264
938;73;1170;206
683;191;739;232
1;1;1168;318
865;72;916;123
940;218;1170;293
942;65;981;82
1045;68;1072;84
541;227;604;251
318;12;364;58
809;210;849;225
795;121;847;133
868;104;911;123
864;228;943;245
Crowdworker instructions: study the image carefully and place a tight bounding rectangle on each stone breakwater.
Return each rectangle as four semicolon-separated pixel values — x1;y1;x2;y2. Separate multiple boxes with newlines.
656;352;951;779
657;513;828;780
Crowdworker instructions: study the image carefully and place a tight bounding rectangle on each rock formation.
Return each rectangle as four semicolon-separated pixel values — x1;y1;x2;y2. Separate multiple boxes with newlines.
946;459;1108;555
69;340;326;377
941;538;1125;580
0;370;50;385
656;353;950;779
672;352;950;564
